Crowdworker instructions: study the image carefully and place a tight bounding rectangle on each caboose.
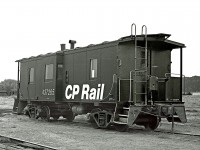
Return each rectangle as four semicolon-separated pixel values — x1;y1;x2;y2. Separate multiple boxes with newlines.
16;24;187;131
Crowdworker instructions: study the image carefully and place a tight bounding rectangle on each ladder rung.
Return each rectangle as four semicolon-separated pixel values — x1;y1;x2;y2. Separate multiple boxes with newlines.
135;92;147;95
134;81;147;83
134;75;147;77
135;69;147;72
136;46;146;49
135;58;147;60
123;107;130;110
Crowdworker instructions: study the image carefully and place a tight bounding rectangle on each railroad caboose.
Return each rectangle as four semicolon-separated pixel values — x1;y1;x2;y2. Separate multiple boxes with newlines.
16;24;187;131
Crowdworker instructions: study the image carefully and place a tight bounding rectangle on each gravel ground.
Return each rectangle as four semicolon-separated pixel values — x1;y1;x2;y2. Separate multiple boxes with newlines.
0;96;200;150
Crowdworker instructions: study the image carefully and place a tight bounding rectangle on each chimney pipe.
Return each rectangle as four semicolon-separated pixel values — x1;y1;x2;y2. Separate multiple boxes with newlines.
60;44;66;51
69;40;76;49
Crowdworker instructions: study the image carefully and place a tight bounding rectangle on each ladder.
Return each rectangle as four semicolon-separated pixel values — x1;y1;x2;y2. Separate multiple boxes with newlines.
113;24;148;126
131;24;148;105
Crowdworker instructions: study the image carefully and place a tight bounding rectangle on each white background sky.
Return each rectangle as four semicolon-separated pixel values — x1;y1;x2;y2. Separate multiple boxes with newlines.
0;0;199;82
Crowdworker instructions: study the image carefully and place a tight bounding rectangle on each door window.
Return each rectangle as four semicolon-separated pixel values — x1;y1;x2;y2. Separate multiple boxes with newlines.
90;59;97;79
29;67;34;83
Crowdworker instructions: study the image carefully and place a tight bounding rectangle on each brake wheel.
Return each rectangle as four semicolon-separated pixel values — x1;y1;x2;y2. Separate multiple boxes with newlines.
63;111;75;122
144;116;160;130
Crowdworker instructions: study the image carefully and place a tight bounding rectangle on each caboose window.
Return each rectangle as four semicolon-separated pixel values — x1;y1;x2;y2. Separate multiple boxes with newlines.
45;64;53;80
29;68;34;83
90;59;97;79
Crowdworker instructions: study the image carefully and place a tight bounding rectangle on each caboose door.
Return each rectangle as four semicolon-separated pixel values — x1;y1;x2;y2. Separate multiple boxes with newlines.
27;63;36;101
117;42;135;102
151;50;171;101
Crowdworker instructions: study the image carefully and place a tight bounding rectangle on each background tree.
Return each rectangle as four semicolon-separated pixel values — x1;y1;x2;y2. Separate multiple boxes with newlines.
0;79;17;95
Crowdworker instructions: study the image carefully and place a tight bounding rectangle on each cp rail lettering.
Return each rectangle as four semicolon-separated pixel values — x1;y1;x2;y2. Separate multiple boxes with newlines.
65;84;105;100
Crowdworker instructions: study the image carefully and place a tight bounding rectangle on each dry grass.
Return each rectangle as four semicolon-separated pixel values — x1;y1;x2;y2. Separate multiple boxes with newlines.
0;95;200;150
0;96;15;109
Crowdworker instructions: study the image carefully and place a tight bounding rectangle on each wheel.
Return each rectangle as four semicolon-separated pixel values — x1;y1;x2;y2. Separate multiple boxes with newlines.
51;110;60;121
40;106;50;121
144;116;160;130
91;120;99;129
52;115;60;121
114;124;128;132
63;111;75;122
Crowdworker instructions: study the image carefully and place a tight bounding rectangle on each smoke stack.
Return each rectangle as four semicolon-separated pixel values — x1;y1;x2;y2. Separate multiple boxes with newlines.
60;44;66;51
69;40;76;49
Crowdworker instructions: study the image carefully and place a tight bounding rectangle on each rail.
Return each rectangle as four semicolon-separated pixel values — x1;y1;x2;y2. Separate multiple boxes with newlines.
0;134;57;150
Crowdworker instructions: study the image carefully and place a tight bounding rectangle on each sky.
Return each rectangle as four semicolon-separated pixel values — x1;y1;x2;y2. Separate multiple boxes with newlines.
0;0;199;82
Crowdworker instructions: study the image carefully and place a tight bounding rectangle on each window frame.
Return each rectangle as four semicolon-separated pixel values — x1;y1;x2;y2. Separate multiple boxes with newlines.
45;64;54;82
29;67;35;83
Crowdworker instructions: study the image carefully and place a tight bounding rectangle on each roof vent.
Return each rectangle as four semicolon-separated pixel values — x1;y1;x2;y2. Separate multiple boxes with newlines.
69;40;76;49
60;44;66;51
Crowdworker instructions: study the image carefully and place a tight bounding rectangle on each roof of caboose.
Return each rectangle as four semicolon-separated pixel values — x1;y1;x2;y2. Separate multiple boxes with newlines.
118;33;186;49
16;33;185;62
15;51;63;62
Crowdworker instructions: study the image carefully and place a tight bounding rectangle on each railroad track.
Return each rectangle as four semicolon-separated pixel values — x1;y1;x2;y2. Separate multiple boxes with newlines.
126;126;200;137
0;123;199;150
0;134;57;150
154;129;200;137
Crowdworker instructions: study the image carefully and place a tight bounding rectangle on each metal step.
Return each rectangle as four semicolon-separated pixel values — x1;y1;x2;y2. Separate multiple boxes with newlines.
123;107;130;110
113;121;127;125
118;114;128;117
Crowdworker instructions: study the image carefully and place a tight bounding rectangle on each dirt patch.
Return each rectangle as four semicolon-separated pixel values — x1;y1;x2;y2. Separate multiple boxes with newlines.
0;96;200;150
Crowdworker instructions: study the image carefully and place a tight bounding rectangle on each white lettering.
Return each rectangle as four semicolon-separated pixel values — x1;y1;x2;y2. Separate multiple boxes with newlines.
81;84;90;99
42;89;55;96
96;84;101;99
65;85;72;99
89;88;96;100
100;84;105;100
65;84;105;100
72;85;80;99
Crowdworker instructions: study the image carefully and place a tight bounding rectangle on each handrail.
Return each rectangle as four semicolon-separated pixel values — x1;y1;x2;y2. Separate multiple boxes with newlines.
142;25;148;105
129;70;134;102
165;73;185;78
100;74;117;102
141;25;147;38
131;23;136;38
